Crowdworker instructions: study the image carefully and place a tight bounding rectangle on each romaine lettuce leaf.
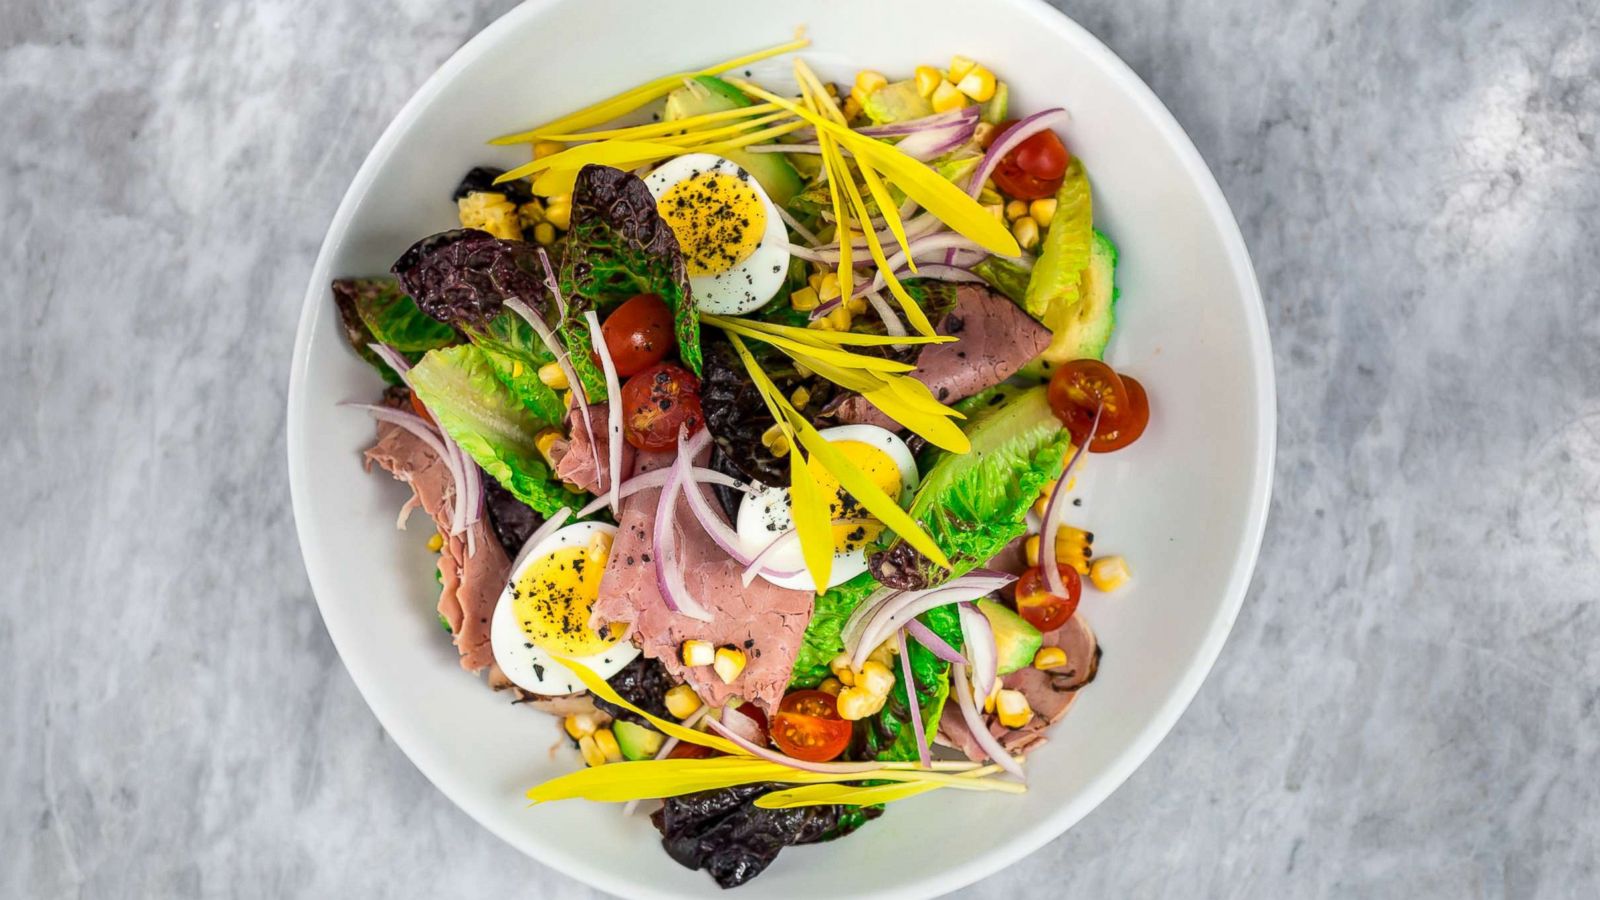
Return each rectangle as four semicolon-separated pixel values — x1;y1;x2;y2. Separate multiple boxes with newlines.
462;312;565;425
406;344;570;516
331;277;458;383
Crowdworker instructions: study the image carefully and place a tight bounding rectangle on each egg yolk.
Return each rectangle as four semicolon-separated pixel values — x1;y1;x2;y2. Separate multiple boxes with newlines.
656;171;767;277
511;545;624;656
808;441;903;552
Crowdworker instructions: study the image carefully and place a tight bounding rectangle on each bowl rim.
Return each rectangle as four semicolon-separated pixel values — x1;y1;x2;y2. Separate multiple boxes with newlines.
286;0;1276;895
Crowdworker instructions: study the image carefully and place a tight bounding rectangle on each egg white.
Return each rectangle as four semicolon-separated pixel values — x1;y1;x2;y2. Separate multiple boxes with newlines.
644;153;790;316
735;425;920;592
489;521;638;695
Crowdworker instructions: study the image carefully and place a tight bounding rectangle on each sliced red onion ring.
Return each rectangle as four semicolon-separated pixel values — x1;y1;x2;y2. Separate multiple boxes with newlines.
577;466;755;518
536;247;567;318
896;629;931;768
1041;403;1102;597
368;342;412;377
807;297;843;321
347;385;470;539
509;506;572;573
583;310;625;515
703;717;884;775
952;662;1025;779
904;619;968;665
505;297;600;487
718;703;765;745
848;575;1015;670
958;600;997;702
672;428;757;568
736;517;869;587
776;205;821;247
966;108;1072;199
809;219;963;264
653;427;715;622
894;121;976;161
841;585;901;651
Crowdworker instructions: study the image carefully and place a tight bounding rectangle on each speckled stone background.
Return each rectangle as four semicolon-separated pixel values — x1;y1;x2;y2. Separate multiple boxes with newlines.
5;0;1598;897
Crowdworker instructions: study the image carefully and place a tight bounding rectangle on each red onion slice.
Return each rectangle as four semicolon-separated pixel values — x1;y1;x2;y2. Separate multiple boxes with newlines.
904;619;968;665
652;428;715;622
951;662;1025;779
583;310;625;515
346;388;470;539
857;105;979;137
704;717;884;775
861;290;908;339
509;506;572;573
775;205;822;247
737;526;808;586
896;629;931;769
966;108;1072;199
894;120;977;161
958;600;998;702
848;575;1015;670
577;466;754;518
841;585;901;652
672;428;756;568
504;297;601;489
718;703;766;746
1040;404;1102;597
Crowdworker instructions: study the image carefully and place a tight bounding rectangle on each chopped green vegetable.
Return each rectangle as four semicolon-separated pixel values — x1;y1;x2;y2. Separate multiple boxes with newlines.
331;277;458;383
1023;159;1093;320
863;80;933;124
980;82;1009;125
463;311;565;424
971;255;1031;306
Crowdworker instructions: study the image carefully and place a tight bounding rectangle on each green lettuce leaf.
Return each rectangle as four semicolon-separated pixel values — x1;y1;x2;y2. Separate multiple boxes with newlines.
971;255;1030;307
406;344;570;516
558;165;701;398
462;312;565;425
868;604;960;762
790;573;878;689
331;277;458;383
1023;159;1092;320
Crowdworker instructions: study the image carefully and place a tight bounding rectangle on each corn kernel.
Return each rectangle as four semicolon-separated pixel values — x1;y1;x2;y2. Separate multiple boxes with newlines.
845;295;867;315
842;94;863;120
537;361;569;390
565;713;599;740
789;285;820;311
859;661;896;697
533;222;556;245
682;640;715;668
818;677;844;696
761;424;790;458
664;684;702;719
930;79;965;113
535;429;562;467
983;202;1005;223
533;140;565;160
586;529;612;566
823;304;852;331
829;653;856;686
956;66;997;102
1012;216;1041;251
948;55;978;83
790;386;812;409
1004;200;1029;221
854;70;888;95
578;734;607;767
519;199;546;226
1033;646;1068;670
457;192;522;241
544;195;572;229
1029;198;1058;226
817;271;842;302
592;727;623;763
1090;556;1132;592
713;647;746;684
914;65;943;97
983;679;1001;713
836;686;877;721
809;316;836;332
426;532;444;552
1024;534;1041;567
973;121;997;147
995;690;1034;728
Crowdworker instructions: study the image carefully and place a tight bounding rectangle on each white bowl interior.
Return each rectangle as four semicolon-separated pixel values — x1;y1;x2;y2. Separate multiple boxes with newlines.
287;0;1273;896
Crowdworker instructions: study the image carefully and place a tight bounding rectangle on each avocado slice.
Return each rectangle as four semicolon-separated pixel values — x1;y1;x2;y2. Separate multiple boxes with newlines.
977;599;1042;675
662;76;804;205
863;80;934;125
1043;230;1119;362
612;719;665;761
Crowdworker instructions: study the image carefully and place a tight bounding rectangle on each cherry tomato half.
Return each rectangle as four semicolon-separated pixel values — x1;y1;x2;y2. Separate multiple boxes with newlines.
1015;564;1082;632
600;292;675;377
620;363;704;452
989;121;1071;200
1047;359;1150;453
770;690;853;762
667;741;715;760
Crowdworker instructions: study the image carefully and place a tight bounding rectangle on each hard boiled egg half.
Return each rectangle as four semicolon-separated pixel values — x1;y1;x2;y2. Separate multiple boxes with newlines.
735;424;920;592
644;153;790;315
490;521;638;695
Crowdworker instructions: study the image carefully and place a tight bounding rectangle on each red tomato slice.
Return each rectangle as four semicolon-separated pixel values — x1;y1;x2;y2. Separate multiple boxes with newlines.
620;363;704;451
599;293;675;377
770;689;852;762
1047;359;1149;453
1015;564;1082;632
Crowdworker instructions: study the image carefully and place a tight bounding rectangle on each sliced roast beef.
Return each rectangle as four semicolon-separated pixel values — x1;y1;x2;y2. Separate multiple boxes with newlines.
552;401;632;496
834;283;1050;429
366;419;509;672
935;613;1100;760
590;449;813;715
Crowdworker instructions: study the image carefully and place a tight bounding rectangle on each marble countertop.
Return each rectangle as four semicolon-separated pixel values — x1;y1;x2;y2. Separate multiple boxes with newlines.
5;0;1598;896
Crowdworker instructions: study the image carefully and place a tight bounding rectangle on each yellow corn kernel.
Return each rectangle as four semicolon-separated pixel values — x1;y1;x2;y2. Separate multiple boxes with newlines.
789;286;820;311
842;94;864;120
457;192;522;241
578;734;607;767
956;66;997;103
564;713;599;740
544;195;572;229
1033;646;1068;670
592;727;624;763
848;85;869;109
533;140;565;160
843;294;867;315
983;202;1005;223
809;315;835;332
995;690;1034;728
761;423;791;458
533;222;556;245
973;121;997;147
586;530;612;566
914;65;943;97
1004;199;1029;221
948;54;978;83
818;677;844;696
426;532;443;553
930;79;966;113
1029;198;1058;226
518;199;546;226
859;661;896;697
713;647;746;684
1090;556;1132;592
836;686;878;721
816;271;842;302
1024;534;1041;567
790;386;812;409
1013;216;1041;251
822;304;852;331
1030;476;1077;518
854;69;888;95
535;429;562;467
829;653;856;686
664;684;702;719
983;679;1001;713
682;640;715;668
537;361;569;390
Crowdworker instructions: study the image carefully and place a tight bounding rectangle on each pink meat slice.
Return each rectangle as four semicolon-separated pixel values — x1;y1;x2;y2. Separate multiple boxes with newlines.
552;401;632;496
366;419;509;672
590;449;814;715
935;613;1099;760
834;283;1051;428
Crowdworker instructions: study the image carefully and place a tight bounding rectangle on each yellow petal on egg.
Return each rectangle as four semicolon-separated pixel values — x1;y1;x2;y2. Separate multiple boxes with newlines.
788;447;834;592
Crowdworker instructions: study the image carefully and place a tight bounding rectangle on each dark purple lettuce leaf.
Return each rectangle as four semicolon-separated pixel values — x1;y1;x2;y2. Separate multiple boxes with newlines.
331;277;459;383
481;477;542;558
591;656;676;727
391;228;547;328
652;783;881;888
452;166;534;205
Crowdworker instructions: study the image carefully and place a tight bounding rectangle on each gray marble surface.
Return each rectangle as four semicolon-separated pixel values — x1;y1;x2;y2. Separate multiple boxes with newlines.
5;0;1598;897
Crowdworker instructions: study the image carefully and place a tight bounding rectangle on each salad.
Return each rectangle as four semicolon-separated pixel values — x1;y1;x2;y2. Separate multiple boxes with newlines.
333;35;1149;888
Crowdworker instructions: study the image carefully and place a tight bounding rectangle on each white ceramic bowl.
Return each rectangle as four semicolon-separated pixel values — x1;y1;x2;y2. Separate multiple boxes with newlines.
287;0;1274;896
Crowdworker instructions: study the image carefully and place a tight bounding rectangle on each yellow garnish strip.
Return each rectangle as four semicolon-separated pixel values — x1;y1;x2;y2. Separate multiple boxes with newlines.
496;139;685;185
837;147;937;336
702;315;954;348
652;110;794;146
795;68;854;301
532;103;782;142
555;655;743;756
787;443;834;591
754;763;1016;809
490;37;810;143
711;319;915;373
731;78;1020;256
